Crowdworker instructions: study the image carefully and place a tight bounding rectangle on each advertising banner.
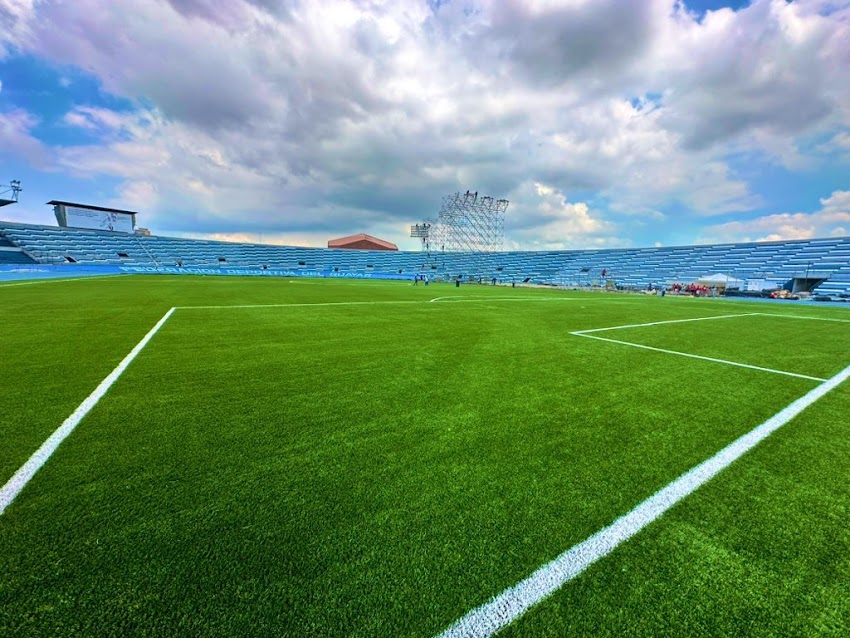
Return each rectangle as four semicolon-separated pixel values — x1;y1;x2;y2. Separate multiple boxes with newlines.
65;207;135;233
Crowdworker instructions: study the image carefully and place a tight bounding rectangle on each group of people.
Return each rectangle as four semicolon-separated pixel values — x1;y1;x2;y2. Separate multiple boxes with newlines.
414;274;504;287
669;283;719;297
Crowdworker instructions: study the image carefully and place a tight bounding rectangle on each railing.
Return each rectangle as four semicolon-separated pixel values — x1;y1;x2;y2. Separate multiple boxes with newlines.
134;235;160;267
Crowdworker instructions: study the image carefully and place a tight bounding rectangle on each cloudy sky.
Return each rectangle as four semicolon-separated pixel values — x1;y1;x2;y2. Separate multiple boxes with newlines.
1;0;849;250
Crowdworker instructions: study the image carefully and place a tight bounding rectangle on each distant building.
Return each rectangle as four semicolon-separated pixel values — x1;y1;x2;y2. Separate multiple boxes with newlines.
327;233;398;251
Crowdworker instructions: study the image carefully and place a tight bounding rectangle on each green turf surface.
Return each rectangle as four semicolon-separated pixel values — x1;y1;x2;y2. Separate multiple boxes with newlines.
1;276;848;636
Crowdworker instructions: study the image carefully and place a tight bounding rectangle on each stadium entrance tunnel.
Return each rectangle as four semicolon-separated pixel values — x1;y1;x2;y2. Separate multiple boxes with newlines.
791;277;828;293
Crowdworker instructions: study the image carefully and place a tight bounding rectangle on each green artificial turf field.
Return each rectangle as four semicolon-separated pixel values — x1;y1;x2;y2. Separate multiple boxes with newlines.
1;275;848;637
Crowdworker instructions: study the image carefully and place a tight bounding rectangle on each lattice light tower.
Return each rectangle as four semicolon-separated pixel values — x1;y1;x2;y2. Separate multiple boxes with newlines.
410;191;510;277
430;191;507;253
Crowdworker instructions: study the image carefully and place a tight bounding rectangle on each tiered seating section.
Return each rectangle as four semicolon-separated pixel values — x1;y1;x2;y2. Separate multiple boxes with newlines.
0;234;36;264
1;220;849;295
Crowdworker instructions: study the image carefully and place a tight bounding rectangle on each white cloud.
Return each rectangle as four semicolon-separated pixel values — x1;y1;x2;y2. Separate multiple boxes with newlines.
63;106;135;134
654;1;850;148
114;180;159;211
0;0;848;246
504;181;622;249
0;108;50;167
700;190;850;243
829;131;850;150
820;189;850;213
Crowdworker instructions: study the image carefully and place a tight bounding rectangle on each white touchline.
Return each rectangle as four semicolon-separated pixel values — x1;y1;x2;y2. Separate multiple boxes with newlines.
0;307;176;516
571;313;757;335
437;362;850;638
428;296;584;303
571;333;827;382
0;274;129;288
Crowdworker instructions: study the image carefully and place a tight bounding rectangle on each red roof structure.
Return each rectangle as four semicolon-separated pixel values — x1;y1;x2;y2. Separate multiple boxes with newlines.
327;233;398;251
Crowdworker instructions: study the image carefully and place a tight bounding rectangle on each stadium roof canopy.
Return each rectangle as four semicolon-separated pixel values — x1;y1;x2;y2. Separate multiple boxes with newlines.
327;233;398;251
46;200;140;215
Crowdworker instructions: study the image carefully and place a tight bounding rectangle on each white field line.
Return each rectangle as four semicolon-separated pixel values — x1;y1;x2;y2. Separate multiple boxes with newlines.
438;362;850;638
572;313;757;335
0;274;129;288
428;296;585;303
0;307;176;516
177;300;428;310
571;333;826;382
750;311;850;324
179;298;584;310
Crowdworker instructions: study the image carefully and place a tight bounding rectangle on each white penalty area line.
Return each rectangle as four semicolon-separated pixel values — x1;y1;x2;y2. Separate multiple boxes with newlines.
438;362;850;638
571;313;757;335
571;333;826;382
750;311;850;324
0;307;176;516
569;311;842;381
0;274;129;288
428;296;588;303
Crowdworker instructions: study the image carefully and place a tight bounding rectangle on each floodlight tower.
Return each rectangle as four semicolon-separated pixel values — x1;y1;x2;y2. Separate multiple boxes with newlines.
425;190;508;278
410;222;431;252
0;180;22;207
412;190;509;278
410;222;432;271
431;191;507;252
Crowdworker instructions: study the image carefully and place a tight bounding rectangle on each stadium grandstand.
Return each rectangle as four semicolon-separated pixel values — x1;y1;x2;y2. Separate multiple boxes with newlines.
1;219;850;297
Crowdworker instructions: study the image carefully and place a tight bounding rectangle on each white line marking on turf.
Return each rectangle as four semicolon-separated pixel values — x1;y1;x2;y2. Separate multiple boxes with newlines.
750;312;850;324
571;333;827;382
0;307;176;516
571;313;756;335
428;296;583;303
0;274;129;288
437;362;850;638
179;298;586;309
178;300;427;310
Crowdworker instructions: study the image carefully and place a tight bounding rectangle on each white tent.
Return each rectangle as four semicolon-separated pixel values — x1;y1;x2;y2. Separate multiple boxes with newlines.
696;273;744;285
